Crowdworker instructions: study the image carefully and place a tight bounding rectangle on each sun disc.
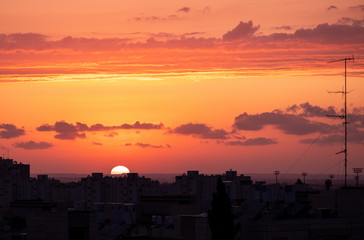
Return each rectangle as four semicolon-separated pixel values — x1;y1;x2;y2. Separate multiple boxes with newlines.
111;165;130;175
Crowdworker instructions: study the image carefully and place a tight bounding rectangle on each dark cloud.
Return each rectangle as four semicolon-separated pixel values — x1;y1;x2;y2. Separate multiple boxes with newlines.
233;111;331;135
92;142;103;146
104;132;118;137
293;23;364;44
182;32;206;37
286;102;337;117
0;33;49;50
224;137;277;146
124;142;170;148
52;121;86;140
133;15;178;21
135;143;164;148
233;135;246;140
337;17;364;26
37;121;163;140
173;123;229;139
0;124;25;139
274;25;292;31
222;21;260;41
14;141;53;150
177;7;190;13
350;5;364;11
243;138;277;146
328;5;338;10
300;134;342;146
2;19;364;52
299;132;363;145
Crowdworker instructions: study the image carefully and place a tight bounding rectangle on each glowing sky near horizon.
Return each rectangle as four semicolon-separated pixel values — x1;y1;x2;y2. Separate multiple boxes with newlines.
0;0;364;176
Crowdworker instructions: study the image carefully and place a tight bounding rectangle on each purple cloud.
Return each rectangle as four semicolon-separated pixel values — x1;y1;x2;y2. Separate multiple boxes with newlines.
300;128;364;145
224;137;277;146
0;124;25;139
286;102;337;117
350;5;364;11
133;15;178;21
294;23;364;44
124;142;171;148
104;132;118;137
274;25;292;31
233;111;332;135
173;123;229;139
337;17;364;27
92;142;103;146
37;121;164;140
222;21;260;41
178;7;191;13
1;19;363;52
14;141;53;150
52;121;86;140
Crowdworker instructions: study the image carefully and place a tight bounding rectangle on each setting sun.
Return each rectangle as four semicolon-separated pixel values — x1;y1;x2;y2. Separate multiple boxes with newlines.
111;166;130;175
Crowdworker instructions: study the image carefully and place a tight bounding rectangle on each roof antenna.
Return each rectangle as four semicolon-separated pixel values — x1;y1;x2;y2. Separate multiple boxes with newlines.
327;56;354;188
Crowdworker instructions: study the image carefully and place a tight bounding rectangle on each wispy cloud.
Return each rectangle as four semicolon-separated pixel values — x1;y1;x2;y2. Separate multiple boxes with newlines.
350;5;364;11
177;7;191;13
327;5;338;11
14;141;53;150
274;25;292;31
37;121;164;140
133;15;178;22
124;142;171;149
337;17;364;26
1;20;364;84
223;137;277;146
300;131;364;146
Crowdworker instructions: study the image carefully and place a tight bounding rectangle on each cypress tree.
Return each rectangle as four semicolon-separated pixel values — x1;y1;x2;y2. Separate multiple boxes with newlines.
208;177;235;240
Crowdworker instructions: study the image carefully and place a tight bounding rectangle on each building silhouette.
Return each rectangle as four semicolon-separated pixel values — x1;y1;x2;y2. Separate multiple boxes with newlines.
1;157;364;239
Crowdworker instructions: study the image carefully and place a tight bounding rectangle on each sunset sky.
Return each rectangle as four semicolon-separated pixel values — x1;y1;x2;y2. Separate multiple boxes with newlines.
1;0;364;177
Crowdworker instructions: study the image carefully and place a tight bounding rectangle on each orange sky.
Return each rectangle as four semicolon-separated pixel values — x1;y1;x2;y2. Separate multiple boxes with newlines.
0;0;364;176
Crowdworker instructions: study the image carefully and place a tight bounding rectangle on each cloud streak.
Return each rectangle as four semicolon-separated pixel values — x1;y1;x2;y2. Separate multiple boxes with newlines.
124;142;171;149
14;141;53;150
1;20;363;50
177;7;191;13
224;137;277;146
327;6;338;11
37;121;164;140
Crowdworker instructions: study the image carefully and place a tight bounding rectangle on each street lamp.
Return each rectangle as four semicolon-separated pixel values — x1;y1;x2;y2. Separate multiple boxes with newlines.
274;171;280;184
302;172;307;184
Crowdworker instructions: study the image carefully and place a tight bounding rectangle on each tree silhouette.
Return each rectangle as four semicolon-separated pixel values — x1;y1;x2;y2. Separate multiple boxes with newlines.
208;177;237;240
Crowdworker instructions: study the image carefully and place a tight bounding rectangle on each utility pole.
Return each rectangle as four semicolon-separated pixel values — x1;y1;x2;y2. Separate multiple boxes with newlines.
327;56;354;187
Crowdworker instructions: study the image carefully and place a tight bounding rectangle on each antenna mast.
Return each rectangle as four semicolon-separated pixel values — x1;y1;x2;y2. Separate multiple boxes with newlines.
328;56;354;187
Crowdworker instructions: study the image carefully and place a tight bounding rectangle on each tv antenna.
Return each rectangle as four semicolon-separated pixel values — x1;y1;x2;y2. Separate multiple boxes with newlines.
353;168;363;188
327;56;354;187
